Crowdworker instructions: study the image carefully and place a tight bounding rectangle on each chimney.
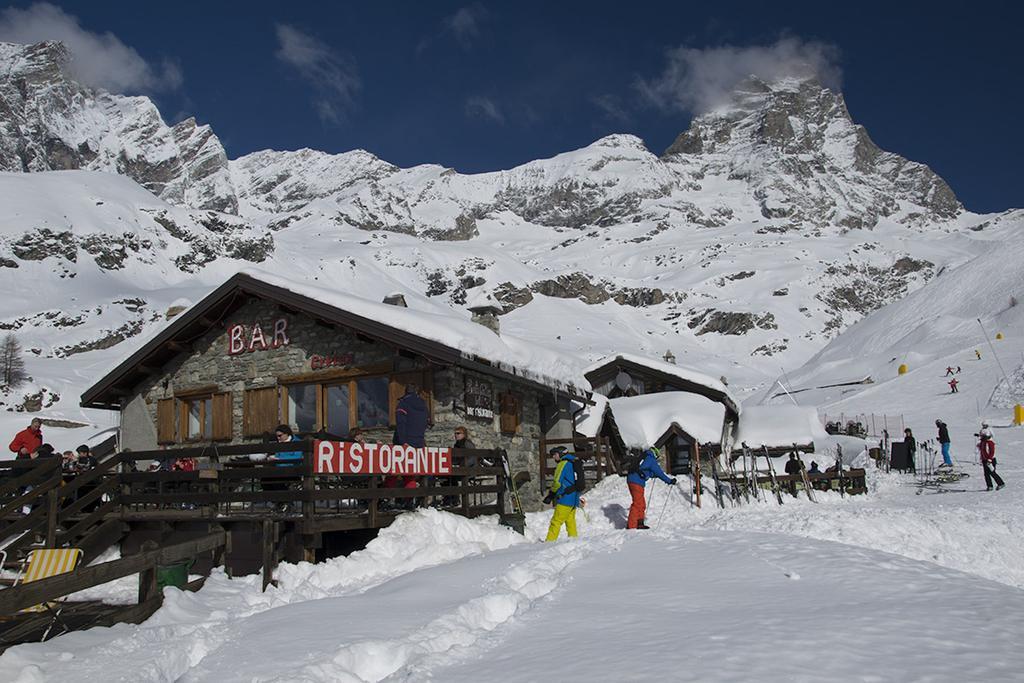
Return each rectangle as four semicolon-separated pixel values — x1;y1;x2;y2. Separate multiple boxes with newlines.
382;293;407;307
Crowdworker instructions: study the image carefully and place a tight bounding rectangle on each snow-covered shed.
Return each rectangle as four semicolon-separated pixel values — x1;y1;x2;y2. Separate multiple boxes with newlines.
80;270;589;509
606;393;727;475
583;353;741;418
733;406;827;453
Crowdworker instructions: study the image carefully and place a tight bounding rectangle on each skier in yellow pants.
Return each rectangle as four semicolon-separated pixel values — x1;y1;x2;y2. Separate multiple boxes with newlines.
544;446;584;541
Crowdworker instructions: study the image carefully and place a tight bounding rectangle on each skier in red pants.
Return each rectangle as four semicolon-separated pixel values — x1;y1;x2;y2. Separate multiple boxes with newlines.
626;447;676;529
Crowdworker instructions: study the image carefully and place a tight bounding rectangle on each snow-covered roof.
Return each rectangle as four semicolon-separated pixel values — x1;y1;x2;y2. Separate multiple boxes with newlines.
571;394;609;438
82;270;589;407
583;352;741;416
734;406;827;450
609;393;726;449
239;269;582;391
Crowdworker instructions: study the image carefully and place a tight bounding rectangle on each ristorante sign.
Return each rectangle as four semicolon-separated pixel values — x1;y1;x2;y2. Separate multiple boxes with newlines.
314;440;452;475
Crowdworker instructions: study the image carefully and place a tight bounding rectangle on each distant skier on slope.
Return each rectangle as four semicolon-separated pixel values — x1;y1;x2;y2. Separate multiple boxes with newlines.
978;432;1005;491
543;446;585;541
975;349;982;360
945;366;955;376
935;419;953;468
625;446;676;529
948;378;959;393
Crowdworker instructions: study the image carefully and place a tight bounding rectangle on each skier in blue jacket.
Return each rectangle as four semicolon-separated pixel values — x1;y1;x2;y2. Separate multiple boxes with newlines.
627;447;676;529
544;446;584;540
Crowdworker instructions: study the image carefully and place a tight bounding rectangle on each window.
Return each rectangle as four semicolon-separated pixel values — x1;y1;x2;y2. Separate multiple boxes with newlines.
287;383;318;433
325;384;350;435
186;397;212;439
356;377;389;427
157;391;232;443
499;392;521;434
279;370;432;435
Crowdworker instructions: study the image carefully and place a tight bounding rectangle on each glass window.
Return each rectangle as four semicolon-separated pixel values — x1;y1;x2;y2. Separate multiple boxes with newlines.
326;384;350;436
288;383;318;433
356;377;389;427
186;397;212;439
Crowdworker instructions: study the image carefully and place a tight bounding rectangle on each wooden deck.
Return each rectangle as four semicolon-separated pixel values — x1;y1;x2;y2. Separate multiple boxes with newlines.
0;441;514;649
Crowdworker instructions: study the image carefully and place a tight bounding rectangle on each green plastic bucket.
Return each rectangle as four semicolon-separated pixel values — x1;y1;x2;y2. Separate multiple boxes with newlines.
157;558;195;590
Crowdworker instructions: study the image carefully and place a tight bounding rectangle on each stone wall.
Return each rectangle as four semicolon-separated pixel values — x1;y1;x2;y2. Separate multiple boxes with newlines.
122;298;552;510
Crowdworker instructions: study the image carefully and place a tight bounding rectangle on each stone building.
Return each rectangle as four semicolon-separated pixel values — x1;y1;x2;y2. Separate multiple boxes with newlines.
80;272;586;510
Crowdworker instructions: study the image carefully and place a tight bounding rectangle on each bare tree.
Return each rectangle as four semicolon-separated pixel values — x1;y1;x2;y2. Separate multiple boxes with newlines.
1;333;27;388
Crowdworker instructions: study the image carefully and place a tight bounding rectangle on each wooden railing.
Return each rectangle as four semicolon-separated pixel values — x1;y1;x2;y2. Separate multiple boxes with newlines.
111;443;507;526
2;441;510;556
0;531;226;649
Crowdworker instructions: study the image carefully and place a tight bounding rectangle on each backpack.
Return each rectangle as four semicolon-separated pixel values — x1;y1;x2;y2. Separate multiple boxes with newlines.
572;458;587;495
622;448;645;475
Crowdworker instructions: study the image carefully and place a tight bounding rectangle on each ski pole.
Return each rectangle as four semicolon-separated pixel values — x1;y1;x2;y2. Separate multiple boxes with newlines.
655;482;672;527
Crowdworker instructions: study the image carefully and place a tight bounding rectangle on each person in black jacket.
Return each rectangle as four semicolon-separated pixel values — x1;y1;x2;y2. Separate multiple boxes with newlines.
783;454;802;496
903;428;917;474
935;419;953;467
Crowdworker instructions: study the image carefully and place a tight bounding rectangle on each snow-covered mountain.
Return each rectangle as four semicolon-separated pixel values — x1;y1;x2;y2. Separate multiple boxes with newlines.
0;41;236;213
0;39;1019;432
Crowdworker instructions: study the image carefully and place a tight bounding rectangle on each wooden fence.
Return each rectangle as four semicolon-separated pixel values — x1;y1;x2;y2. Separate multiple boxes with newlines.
0;531;225;650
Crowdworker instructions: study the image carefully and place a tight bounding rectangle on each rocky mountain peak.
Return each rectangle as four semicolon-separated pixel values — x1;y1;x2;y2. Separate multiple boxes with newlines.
662;74;962;227
0;40;237;214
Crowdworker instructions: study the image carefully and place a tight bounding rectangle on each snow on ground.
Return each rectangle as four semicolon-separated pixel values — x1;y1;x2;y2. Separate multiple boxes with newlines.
3;443;1024;682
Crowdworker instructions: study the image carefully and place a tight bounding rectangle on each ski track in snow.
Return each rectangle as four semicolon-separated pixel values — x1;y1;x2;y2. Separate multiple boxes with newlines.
258;533;624;683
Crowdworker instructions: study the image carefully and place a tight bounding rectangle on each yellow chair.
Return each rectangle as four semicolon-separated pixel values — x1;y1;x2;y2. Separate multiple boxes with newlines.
15;548;83;640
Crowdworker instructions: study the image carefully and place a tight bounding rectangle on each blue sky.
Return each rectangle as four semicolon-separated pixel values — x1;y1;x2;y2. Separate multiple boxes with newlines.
1;1;1021;212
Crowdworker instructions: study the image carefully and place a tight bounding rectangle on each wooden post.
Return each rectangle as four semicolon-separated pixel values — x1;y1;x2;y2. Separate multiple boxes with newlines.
495;450;506;516
45;487;58;547
301;449;315;521
261;519;276;592
693;443;702;508
137;540;159;604
367;476;378;527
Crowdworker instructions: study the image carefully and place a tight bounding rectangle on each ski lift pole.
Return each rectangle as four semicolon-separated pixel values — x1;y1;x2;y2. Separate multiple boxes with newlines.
977;318;1011;390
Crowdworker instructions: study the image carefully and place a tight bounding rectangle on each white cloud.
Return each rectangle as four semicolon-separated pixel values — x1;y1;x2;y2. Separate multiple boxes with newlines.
592;93;630;123
465;95;504;124
417;4;488;55
444;4;487;49
275;23;360;124
0;2;182;93
637;37;842;114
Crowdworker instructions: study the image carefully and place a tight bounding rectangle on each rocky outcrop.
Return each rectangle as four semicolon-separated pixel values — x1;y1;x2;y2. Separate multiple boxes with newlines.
663;76;963;229
0;41;237;213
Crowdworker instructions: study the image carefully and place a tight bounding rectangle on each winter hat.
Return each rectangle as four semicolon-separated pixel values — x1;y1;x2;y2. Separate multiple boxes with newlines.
548;446;568;457
76;444;90;453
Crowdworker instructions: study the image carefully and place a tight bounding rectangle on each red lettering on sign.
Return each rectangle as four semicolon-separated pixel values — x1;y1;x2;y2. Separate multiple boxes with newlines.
310;353;355;371
314;440;452;475
226;318;290;356
248;322;269;352
228;324;245;355
272;318;290;348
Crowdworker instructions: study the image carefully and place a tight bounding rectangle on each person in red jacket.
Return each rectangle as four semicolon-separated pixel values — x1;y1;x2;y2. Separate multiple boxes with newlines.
979;433;1005;491
9;418;43;457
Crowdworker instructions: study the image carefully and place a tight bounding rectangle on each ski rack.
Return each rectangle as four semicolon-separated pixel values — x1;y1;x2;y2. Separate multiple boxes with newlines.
796;444;816;503
762;446;785;505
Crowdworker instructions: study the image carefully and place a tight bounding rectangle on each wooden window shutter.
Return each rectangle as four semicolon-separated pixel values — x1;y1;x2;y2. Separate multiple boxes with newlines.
499;392;520;434
157;398;176;444
243;387;279;437
212;392;233;441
